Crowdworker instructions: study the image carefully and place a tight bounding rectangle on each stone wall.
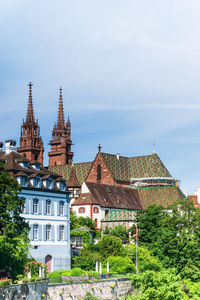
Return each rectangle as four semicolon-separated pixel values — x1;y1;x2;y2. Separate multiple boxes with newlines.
48;278;133;300
0;281;48;300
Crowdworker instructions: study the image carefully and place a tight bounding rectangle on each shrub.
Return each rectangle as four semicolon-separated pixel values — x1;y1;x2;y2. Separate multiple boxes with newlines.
98;235;123;258
62;270;71;276
83;291;99;300
49;270;65;283
71;268;84;276
106;256;135;274
0;277;12;286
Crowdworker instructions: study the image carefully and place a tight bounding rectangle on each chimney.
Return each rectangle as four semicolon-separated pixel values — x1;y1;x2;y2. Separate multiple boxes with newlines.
0;142;3;152
5;140;16;154
116;153;120;160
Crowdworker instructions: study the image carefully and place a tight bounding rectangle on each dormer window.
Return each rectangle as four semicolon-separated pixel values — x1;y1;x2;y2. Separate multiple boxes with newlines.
18;162;28;168
31;163;40;170
34;176;41;188
46;179;54;189
16;175;28;187
56;181;66;191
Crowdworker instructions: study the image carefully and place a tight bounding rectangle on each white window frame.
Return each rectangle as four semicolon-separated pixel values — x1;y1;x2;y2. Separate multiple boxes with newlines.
33;199;39;214
33;224;39;240
59;225;64;241
59;201;64;216
46;225;51;241
46;200;51;215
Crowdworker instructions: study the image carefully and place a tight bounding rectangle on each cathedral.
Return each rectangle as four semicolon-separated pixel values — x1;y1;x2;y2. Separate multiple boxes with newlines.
3;83;185;231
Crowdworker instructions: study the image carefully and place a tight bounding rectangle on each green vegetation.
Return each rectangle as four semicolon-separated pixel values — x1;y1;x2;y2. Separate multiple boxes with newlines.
70;211;96;231
0;162;30;279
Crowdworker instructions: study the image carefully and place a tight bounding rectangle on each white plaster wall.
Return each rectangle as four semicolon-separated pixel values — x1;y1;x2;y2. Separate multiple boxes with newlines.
194;187;200;204
72;205;91;219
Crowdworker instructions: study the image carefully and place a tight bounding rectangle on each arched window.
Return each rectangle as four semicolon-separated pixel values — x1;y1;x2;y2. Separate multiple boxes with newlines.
97;164;101;181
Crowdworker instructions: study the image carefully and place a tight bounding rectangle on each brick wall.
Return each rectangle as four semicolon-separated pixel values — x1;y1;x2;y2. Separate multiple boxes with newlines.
86;153;115;185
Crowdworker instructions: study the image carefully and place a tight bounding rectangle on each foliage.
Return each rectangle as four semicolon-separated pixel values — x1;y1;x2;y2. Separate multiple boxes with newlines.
123;244;162;272
71;267;84;276
70;211;96;231
98;235;123;258
184;279;200;299
71;230;90;244
48;270;64;283
83;291;99;300
0;277;11;287
73;249;102;271
0;163;30;279
109;225;129;241
24;260;47;278
131;269;186;300
135;200;200;282
106;256;135;273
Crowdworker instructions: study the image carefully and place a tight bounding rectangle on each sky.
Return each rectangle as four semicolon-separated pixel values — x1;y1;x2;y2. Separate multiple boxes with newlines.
0;0;200;195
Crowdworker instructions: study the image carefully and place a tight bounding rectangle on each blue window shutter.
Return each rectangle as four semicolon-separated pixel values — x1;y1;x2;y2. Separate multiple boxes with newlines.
57;202;60;216
26;199;29;214
39;200;42;215
64;202;67;217
44;225;46;241
43;200;46;215
31;200;34;214
51;201;54;216
57;225;60;241
64;226;67;241
30;224;33;240
39;225;42;241
51;225;55;241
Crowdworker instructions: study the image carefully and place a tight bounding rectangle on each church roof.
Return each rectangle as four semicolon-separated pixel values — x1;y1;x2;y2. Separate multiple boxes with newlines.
49;162;93;186
72;183;185;211
100;152;171;182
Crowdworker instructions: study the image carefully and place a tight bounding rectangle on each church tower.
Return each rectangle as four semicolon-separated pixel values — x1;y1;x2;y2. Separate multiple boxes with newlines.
48;87;74;166
17;82;44;165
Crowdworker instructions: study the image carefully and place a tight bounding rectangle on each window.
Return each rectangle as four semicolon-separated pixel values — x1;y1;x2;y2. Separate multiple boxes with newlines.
33;224;39;240
93;207;99;213
46;225;51;241
97;164;101;181
46;200;51;215
59;201;64;216
59;225;64;241
71;236;83;247
35;178;41;188
33;199;39;214
79;207;85;213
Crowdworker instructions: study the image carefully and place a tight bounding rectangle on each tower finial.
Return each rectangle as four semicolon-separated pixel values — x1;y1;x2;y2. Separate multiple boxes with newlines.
153;137;156;154
26;82;34;123
98;144;102;153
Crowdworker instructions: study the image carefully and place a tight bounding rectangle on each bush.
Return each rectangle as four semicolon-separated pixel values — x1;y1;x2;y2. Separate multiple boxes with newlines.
0;277;12;286
49;270;66;283
62;270;71;276
110;225;129;241
71;268;84;276
98;235;123;258
106;256;135;274
73;249;102;270
84;271;101;279
83;291;99;300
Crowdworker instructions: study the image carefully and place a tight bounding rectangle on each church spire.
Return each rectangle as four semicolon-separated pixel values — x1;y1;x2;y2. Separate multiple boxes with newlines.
57;87;65;129
48;87;74;166
17;83;44;165
26;82;35;123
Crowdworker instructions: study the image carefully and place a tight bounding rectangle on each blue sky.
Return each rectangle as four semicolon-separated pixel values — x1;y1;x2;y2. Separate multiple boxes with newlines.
1;0;200;195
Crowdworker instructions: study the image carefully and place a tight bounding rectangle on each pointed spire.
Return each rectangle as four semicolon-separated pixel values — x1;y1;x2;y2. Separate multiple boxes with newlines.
66;116;71;128
26;82;35;123
57;86;65;129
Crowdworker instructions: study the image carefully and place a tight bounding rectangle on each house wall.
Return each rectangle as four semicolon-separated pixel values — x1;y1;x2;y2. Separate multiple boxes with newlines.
20;188;71;271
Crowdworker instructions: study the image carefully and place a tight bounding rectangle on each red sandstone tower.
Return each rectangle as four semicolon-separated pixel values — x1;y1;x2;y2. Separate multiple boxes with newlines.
17;82;44;165
48;87;74;166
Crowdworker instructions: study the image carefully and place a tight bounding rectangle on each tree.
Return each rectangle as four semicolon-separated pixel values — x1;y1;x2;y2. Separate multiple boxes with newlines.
106;256;135;273
131;269;186;300
78;216;96;231
73;249;102;270
98;235;123;258
109;225;129;241
0;162;30;279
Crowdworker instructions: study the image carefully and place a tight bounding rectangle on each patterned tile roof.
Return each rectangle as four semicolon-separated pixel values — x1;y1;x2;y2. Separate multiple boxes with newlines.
49;162;92;186
101;152;171;182
138;186;184;209
103;210;136;221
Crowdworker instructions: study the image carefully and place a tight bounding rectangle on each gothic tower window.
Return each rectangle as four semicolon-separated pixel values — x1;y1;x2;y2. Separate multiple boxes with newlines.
97;164;101;182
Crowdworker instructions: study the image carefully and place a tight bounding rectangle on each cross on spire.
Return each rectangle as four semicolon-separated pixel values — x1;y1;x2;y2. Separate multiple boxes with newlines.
26;82;35;123
98;144;102;152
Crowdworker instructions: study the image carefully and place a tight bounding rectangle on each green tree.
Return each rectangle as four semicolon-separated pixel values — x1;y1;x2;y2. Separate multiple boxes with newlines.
109;225;129;241
78;216;96;231
98;235;123;258
131;269;186;300
106;256;135;273
0;162;30;279
73;249;102;270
